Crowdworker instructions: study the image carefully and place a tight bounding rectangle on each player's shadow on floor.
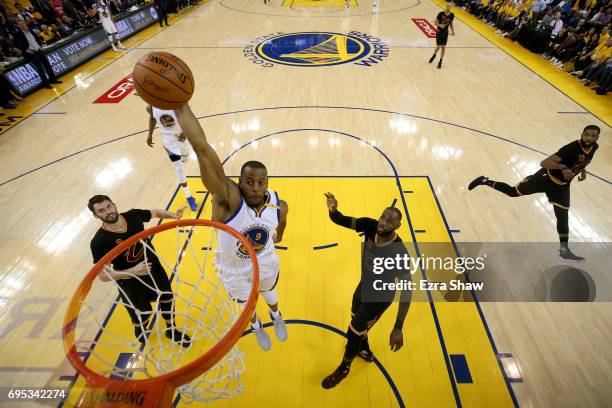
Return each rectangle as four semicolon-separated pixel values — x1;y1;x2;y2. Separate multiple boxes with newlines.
535;266;596;302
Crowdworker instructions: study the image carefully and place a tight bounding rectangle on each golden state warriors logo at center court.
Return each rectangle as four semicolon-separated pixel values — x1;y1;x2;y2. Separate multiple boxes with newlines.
244;32;389;67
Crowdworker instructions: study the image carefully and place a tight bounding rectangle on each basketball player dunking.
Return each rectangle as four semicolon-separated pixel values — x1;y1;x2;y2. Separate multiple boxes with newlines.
146;105;198;212
173;104;289;351
429;2;455;69
468;125;601;261
88;195;191;346
321;193;411;389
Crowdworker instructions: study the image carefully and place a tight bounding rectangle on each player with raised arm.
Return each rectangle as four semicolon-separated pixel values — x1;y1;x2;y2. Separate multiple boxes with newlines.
173;104;289;351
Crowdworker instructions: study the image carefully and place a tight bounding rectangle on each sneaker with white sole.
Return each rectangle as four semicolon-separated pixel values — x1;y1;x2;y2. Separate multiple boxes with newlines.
253;322;271;351
270;311;287;341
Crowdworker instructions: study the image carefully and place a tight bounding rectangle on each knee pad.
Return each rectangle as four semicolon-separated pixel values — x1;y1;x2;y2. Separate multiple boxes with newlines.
260;288;278;306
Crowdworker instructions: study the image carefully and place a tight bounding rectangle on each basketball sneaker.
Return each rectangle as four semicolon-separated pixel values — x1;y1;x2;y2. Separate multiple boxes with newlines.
187;196;198;211
165;328;192;348
559;247;585;261
437;60;442;69
270;311;287;341
468;175;489;190
253;320;271;351
429;54;436;63
322;365;350;389
358;348;374;362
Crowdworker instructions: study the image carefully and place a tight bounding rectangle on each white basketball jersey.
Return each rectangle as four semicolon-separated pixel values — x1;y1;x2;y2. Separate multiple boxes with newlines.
215;190;281;279
96;0;112;22
152;107;182;137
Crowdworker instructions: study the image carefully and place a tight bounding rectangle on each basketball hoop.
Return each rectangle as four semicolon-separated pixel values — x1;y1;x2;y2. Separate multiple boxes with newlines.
63;219;259;407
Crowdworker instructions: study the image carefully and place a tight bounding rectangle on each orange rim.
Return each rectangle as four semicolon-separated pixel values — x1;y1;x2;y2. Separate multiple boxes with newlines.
63;219;260;391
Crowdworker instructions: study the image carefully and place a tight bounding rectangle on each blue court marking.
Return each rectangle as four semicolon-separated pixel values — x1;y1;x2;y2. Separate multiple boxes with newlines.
391;198;397;207
201;246;211;250
450;354;473;384
110;353;135;380
172;319;405;408
313;243;338;250
425;176;519;406
4;106;609;186
415;230;426;233
403;190;414;194
275;245;288;250
450;229;461;233
215;129;463;406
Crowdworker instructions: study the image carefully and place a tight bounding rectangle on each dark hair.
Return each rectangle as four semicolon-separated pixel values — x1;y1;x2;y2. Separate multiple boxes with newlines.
87;195;112;213
240;161;267;176
583;125;601;134
385;207;403;221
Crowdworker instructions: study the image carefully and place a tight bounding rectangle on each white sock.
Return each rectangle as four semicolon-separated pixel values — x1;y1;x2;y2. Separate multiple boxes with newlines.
270;310;281;319
182;186;191;198
252;320;261;330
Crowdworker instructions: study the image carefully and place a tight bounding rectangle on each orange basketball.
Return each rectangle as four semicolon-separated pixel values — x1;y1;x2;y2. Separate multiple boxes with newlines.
133;52;194;109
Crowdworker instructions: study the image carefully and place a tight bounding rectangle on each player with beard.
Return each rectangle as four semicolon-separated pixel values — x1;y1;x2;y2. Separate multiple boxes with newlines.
321;192;411;389
173;104;289;352
429;2;455;69
468;125;601;261
88;195;191;346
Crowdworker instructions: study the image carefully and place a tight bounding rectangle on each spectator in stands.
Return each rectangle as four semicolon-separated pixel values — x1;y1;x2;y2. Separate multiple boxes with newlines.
591;61;612;94
39;24;59;44
54;18;73;36
551;30;585;67
590;7;611;27
13;19;62;89
532;0;547;20
550;11;564;38
573;35;612;74
15;3;35;21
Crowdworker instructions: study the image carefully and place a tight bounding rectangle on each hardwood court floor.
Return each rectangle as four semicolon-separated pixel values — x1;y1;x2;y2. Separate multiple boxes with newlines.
0;1;610;407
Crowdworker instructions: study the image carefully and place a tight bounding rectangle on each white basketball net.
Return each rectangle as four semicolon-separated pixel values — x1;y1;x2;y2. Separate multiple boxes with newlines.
74;223;253;403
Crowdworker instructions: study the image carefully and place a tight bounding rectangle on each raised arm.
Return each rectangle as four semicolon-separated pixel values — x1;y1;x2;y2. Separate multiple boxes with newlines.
325;192;357;229
173;104;237;205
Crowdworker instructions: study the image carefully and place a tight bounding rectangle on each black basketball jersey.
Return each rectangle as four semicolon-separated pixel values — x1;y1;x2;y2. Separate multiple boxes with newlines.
356;218;409;301
90;209;159;270
547;140;598;185
436;11;454;31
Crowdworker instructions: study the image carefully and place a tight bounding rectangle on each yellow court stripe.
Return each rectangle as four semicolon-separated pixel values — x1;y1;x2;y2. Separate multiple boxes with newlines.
430;0;611;126
64;176;512;407
402;177;515;407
